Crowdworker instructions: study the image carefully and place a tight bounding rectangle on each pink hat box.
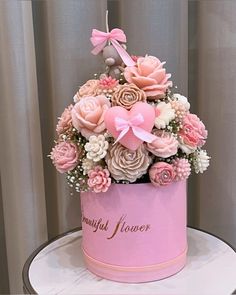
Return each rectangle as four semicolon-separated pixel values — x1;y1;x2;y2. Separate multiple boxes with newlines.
80;180;187;283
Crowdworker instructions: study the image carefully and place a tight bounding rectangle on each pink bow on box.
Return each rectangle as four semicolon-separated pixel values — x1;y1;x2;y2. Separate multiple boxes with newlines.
114;114;156;145
90;28;136;67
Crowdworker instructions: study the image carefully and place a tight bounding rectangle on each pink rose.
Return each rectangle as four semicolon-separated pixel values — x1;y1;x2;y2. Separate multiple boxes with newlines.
146;130;178;158
50;142;79;173
124;55;172;98
88;166;111;193
74;79;100;102
56;105;73;135
71;95;110;139
179;113;208;154
149;162;175;187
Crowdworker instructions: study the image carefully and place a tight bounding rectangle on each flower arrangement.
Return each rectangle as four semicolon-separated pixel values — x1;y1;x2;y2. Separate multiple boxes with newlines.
50;26;210;194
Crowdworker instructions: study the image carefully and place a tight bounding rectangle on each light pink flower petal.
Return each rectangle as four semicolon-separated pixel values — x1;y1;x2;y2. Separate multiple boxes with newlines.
126;66;141;77
85;108;101;124
131;76;157;88
148;69;166;82
138;60;156;76
76;116;96;129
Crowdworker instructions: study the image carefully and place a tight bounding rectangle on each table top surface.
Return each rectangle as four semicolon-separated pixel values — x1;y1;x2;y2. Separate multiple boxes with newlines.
23;227;236;295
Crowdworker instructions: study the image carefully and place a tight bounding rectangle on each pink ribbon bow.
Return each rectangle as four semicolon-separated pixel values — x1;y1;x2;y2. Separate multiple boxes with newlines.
114;113;156;144
90;28;136;67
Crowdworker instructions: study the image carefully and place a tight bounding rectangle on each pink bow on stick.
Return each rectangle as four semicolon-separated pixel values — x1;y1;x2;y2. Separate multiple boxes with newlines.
114;114;156;144
90;28;136;67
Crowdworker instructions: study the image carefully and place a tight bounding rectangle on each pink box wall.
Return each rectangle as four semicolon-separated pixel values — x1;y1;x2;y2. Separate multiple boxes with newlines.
81;181;187;283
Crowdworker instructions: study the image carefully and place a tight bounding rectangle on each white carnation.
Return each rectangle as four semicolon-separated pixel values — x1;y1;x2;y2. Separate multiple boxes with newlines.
193;150;210;173
85;135;109;162
173;93;190;111
154;102;175;129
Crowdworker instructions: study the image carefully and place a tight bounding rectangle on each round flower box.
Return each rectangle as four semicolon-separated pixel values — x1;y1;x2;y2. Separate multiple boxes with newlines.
81;181;187;283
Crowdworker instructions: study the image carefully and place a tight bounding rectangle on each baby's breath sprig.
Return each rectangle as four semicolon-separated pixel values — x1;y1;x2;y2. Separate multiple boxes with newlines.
165;119;181;134
66;166;89;193
186;151;198;169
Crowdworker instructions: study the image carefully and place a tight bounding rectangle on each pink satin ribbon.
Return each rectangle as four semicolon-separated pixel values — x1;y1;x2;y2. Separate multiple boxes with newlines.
114;113;156;144
90;28;136;67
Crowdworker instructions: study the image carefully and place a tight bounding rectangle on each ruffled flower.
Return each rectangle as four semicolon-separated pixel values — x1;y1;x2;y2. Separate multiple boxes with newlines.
149;162;175;187
56;105;73;135
111;83;146;110
178;113;208;154
96;76;119;100
172;158;191;181
124;55;172;98
88;166;111;193
146;130;178;158
71;95;110;139
85;134;109;162
74;79;100;102
154;102;175;129
99;76;118;89
105;143;151;182
50;142;79;173
193;150;210;174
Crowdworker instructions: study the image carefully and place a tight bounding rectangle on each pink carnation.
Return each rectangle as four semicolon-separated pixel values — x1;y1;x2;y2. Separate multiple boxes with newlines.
179;113;208;154
146;130;178;158
71;95;110;139
88;166;111;193
149;162;175;187
56;105;73;135
124;55;172;98
50;142;78;173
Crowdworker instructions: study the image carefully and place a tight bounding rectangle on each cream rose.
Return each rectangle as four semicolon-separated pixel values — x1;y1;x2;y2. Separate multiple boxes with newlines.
71;95;110;139
105;143;151;182
111;83;146;110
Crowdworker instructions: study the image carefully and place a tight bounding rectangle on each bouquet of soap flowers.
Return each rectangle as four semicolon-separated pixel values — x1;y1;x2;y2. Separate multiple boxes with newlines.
50;27;210;194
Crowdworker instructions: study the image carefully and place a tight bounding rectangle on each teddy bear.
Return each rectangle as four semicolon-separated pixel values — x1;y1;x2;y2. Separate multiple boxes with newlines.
101;44;126;80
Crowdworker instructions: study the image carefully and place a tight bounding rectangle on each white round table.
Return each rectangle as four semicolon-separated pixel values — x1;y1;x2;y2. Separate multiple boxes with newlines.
23;227;236;295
